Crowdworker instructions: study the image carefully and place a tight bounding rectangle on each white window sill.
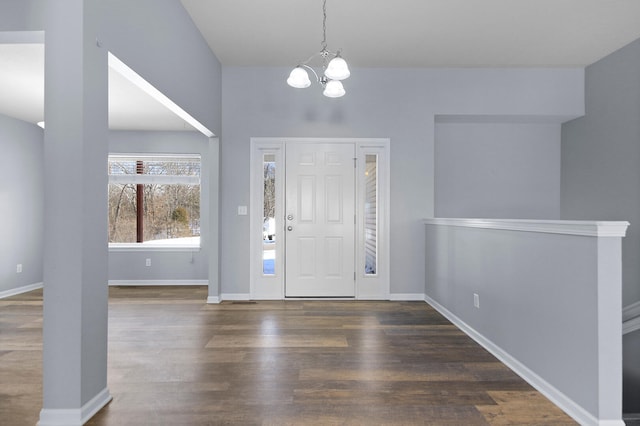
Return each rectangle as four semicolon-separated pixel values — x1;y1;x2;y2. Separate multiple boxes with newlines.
109;243;200;252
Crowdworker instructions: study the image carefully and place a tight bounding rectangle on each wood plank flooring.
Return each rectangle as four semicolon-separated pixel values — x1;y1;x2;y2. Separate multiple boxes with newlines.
0;286;576;425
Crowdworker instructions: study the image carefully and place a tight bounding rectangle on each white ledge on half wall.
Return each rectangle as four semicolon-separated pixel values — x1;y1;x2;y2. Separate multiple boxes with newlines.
423;218;629;238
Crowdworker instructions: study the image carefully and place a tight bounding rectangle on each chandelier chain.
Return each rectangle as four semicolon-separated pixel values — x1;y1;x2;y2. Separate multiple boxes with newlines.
321;0;327;52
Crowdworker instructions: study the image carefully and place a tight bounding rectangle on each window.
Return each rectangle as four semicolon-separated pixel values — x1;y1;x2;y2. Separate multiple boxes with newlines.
364;154;377;275
108;154;201;247
263;154;276;275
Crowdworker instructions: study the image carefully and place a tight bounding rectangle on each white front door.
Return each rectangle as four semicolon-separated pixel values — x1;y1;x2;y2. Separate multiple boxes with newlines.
285;143;355;297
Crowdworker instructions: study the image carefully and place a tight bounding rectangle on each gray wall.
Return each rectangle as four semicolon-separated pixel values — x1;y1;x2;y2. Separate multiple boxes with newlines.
96;0;221;136
561;38;640;415
108;131;210;282
0;114;43;294
0;0;44;31
562;38;640;308
220;66;584;296
425;222;624;423
435;120;561;219
0;0;46;296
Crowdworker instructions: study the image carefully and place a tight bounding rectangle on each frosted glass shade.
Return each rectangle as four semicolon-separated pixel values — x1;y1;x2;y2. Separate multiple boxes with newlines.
287;67;311;88
324;56;350;81
323;80;345;98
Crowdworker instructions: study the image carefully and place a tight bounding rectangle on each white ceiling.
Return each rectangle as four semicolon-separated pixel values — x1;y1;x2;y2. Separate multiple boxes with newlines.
3;1;640;130
0;43;196;131
181;0;640;68
0;44;43;126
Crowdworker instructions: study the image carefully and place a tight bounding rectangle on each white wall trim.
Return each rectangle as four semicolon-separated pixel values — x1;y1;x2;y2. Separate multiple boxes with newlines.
108;245;200;252
108;52;214;137
38;387;111;426
424;218;629;237
81;388;112;424
221;293;251;301
0;282;43;299
207;296;220;304
389;293;426;301
38;409;81;426
108;280;208;286
424;295;622;426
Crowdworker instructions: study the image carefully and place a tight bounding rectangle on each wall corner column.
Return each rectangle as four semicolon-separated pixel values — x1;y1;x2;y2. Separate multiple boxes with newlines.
40;0;111;424
597;236;624;422
207;137;221;303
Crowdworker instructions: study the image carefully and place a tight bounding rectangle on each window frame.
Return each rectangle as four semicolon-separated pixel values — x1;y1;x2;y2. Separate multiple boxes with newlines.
108;153;202;251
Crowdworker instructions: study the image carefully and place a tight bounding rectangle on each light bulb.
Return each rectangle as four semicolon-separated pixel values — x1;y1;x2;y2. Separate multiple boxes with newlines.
325;56;350;81
287;67;311;88
323;80;345;98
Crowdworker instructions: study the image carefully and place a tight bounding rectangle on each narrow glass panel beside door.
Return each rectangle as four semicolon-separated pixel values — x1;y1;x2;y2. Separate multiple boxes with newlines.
364;154;377;275
263;154;276;275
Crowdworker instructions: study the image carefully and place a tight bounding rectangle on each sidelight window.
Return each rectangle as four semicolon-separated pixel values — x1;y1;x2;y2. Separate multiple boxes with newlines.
364;154;378;275
263;154;276;275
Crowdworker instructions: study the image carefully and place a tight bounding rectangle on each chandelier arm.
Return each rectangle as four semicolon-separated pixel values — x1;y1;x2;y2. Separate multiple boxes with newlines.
301;64;321;83
298;49;339;68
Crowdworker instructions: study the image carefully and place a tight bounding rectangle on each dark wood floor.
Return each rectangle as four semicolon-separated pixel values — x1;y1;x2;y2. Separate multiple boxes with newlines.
1;286;576;425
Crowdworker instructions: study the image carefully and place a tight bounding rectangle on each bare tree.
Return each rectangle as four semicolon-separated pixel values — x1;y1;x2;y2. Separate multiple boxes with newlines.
263;162;276;219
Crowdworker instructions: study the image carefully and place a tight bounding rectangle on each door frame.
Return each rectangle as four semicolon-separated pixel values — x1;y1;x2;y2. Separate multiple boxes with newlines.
249;137;390;300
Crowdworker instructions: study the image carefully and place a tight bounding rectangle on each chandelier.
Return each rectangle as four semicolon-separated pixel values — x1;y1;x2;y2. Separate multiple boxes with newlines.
286;0;350;98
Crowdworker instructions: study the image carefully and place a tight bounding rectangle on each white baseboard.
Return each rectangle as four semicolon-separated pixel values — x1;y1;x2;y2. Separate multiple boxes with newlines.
38;408;82;426
209;294;424;302
38;387;111;426
424;295;622;426
356;296;389;300
207;293;426;302
207;296;220;304
221;293;250;301
0;282;43;299
81;388;112;423
389;293;425;301
108;280;208;286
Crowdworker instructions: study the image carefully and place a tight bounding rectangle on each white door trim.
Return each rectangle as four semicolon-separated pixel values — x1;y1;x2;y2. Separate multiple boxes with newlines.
250;137;390;300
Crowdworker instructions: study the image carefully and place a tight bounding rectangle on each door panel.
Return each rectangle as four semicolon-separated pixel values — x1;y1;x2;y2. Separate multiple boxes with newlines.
285;143;355;297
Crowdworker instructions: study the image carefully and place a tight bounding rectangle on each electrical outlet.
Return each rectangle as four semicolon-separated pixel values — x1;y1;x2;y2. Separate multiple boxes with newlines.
16;264;22;273
145;258;151;267
473;293;480;309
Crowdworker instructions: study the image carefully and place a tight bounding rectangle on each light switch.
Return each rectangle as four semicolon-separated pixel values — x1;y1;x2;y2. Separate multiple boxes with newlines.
237;205;248;216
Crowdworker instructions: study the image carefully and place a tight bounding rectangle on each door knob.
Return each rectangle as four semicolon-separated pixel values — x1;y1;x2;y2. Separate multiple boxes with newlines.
287;226;293;231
